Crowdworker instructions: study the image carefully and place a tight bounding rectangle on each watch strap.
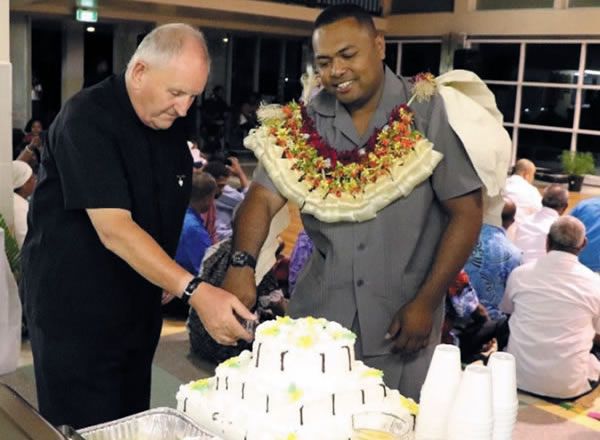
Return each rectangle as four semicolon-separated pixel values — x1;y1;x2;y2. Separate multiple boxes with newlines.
180;276;203;305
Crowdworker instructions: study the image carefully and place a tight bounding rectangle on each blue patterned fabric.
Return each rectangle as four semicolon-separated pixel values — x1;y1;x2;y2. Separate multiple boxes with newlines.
465;224;522;319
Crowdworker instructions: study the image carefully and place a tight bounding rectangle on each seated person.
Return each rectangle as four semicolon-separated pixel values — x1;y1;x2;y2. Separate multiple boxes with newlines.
187;238;286;364
163;172;217;317
513;184;569;263
501;216;600;399
443;270;509;364
465;196;522;320
288;229;314;297
174;172;218;275
504;158;542;224
202;159;249;241
570;196;600;273
12;160;36;248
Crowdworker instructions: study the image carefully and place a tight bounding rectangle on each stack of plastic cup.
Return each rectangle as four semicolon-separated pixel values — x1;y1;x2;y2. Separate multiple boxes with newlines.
415;344;462;440
447;364;494;440
488;352;519;440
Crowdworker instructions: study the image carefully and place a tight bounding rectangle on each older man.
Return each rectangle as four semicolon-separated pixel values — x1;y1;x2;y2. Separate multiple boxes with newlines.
513;184;569;262
221;5;483;400
501;216;600;399
21;24;253;428
504;158;542;224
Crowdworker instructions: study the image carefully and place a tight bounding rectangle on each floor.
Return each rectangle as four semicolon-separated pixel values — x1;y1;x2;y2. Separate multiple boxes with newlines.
2;318;600;439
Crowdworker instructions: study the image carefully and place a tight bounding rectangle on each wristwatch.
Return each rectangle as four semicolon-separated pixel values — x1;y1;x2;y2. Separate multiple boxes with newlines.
230;251;257;270
180;276;203;305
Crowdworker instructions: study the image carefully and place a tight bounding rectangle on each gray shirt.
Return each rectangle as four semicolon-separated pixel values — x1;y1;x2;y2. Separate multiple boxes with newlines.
254;66;481;356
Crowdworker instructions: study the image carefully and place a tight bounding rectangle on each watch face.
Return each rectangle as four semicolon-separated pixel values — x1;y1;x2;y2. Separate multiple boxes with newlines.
231;251;255;268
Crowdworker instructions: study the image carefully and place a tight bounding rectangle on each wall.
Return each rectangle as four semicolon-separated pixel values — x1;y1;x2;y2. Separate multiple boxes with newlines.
1;0;13;226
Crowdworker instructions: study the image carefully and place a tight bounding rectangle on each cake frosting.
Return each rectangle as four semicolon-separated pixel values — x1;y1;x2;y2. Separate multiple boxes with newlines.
176;316;417;440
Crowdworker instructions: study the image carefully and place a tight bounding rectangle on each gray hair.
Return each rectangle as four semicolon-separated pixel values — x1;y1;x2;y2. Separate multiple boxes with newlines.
126;23;210;75
548;215;586;251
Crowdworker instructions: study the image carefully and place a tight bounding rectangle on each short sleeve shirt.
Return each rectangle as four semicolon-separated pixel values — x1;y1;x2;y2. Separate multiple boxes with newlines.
21;74;193;343
253;66;482;355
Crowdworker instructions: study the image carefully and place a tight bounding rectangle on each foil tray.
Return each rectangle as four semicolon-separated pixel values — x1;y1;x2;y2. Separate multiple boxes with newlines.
79;407;221;440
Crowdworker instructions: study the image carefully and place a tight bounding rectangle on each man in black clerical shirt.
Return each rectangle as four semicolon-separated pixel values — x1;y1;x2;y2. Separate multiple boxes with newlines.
21;23;254;429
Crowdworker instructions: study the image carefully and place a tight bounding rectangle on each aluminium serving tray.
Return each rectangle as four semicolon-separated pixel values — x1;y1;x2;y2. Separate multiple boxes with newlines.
79;407;221;440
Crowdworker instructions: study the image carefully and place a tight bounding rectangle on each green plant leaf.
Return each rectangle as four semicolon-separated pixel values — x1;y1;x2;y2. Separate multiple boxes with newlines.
0;213;21;281
561;151;596;176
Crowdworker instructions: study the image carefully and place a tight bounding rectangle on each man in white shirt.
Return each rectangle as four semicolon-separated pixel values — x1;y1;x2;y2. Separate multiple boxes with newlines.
12;160;36;248
501;216;600;399
504;159;542;224
513;184;569;263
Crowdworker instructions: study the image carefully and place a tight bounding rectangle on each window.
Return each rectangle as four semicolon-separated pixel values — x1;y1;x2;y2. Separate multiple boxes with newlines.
385;40;441;77
462;39;600;171
390;0;454;13
477;0;553;10
569;0;600;6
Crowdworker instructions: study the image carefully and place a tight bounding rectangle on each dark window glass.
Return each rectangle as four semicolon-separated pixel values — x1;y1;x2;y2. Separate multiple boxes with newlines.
259;38;281;99
584;44;600;85
520;87;575;128
455;44;519;81
504;126;514;141
385;43;398;74
577;134;600;170
579;90;600;131
391;0;454;13
400;43;441;77
517;128;572;168
284;40;304;103
31;20;62;127
570;0;600;6
524;44;580;83
488;84;517;123
84;24;113;89
231;37;257;106
478;0;553;9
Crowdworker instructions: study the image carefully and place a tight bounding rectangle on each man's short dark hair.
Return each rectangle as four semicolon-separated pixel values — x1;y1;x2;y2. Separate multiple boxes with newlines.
203;160;230;179
542;184;569;211
313;4;376;35
190;172;217;202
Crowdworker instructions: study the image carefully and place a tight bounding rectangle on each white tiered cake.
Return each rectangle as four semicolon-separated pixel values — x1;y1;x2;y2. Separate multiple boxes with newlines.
176;316;416;440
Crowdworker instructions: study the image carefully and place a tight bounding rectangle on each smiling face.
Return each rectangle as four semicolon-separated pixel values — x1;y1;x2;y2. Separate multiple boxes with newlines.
313;17;385;114
127;39;209;130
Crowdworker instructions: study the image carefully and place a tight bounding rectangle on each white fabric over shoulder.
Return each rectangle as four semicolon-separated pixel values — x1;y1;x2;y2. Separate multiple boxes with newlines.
436;69;512;198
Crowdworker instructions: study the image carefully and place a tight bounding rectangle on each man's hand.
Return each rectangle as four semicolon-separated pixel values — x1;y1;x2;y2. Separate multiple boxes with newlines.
386;298;435;354
190;282;256;346
227;157;243;177
226;157;249;189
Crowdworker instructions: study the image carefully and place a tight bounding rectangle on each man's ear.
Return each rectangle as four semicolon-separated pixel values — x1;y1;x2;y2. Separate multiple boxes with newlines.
375;31;385;61
129;60;148;90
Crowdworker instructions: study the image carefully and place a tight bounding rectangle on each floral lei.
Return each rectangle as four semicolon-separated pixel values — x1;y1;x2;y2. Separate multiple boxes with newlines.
275;102;423;198
245;72;443;222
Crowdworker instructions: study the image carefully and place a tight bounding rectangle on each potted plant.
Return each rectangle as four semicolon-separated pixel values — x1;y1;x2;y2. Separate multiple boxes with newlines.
561;151;596;192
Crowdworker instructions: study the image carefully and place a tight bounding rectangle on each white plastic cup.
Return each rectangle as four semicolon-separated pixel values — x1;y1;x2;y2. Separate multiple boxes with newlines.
422;344;462;390
488;352;518;408
451;364;494;422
